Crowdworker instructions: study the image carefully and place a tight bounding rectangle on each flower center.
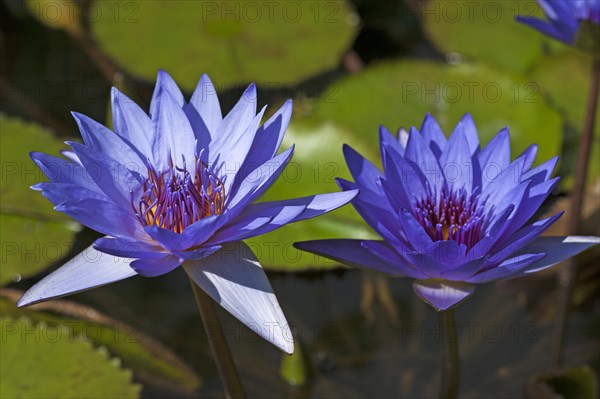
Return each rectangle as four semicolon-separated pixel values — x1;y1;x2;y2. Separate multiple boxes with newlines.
132;158;226;233
413;188;485;249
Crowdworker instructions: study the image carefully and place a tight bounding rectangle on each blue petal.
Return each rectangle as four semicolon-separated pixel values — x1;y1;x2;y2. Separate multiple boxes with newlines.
94;237;166;259
190;74;223;135
110;88;155;163
145;214;221;252
209;84;257;165
398;209;433;250
212;190;358;243
489;212;564;261
361;240;427;278
152;85;197;170
217;106;267;195
72;112;148;173
175;245;222;260
412;279;476;311
293;239;404;275
516;16;574;43
17;244;137;307
209;217;273;243
403;127;444;194
343;144;383;194
68;142;142;208
238;99;293;181
55;198;148;240
379;125;404;165
517;236;600;274
33;182;108;205
130;254;183;277
30;152;103;194
420;113;447;158
478;128;510;190
338;178;401;241
522;156;558;183
184;242;294;354
452;113;479;155
183;103;211;157
465;253;546;283
150;69;185;118
380;144;427;202
226;146;294;215
440;121;475;193
496;177;560;242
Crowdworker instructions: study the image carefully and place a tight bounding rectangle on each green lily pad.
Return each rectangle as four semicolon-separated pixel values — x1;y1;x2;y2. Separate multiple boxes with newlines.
0;295;201;393
0;114;79;285
90;0;358;90
0;315;140;398
532;50;600;184
423;0;551;73
309;59;563;165
246;121;378;271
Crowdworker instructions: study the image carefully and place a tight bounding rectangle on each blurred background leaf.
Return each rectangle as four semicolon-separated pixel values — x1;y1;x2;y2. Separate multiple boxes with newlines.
90;0;359;90
0;114;79;285
0;315;141;398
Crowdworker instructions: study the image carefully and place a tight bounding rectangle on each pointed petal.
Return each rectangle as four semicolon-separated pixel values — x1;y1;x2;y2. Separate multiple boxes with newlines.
72;111;147;173
441;123;473;193
184;242;294;354
293;239;403;276
30;152;103;194
145;215;221;251
190;74;223;135
412;279;476;311
343;144;383;194
68;142;141;208
17;244;137;307
404;127;444;193
209;84;257;164
55;198;148;240
152;86;197;169
226;146;294;214
150;69;185;118
379;125;404;165
465;253;546;283
110;87;155;162
453;113;479;155
420;113;447;157
479;128;510;189
93;237;166;259
241;99;292;174
130;254;183;277
212;190;357;243
519;236;600;274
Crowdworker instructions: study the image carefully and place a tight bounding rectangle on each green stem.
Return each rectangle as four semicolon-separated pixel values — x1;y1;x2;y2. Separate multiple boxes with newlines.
552;56;600;369
189;278;246;399
439;309;460;399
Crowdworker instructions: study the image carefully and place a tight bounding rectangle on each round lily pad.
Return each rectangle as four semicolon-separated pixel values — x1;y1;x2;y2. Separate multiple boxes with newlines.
90;0;358;90
0;316;140;398
0;114;79;285
423;0;551;73
309;59;563;165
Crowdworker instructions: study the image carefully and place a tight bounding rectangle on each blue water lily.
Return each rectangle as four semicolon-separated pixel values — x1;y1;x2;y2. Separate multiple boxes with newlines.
295;114;599;311
18;71;357;353
517;0;600;44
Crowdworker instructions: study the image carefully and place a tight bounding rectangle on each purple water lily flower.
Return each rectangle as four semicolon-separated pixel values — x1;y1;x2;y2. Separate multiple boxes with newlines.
517;0;600;44
18;70;357;353
295;113;599;311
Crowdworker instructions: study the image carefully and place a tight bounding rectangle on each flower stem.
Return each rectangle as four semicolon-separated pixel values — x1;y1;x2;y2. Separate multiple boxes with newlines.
552;56;600;370
189;278;246;399
439;309;460;399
